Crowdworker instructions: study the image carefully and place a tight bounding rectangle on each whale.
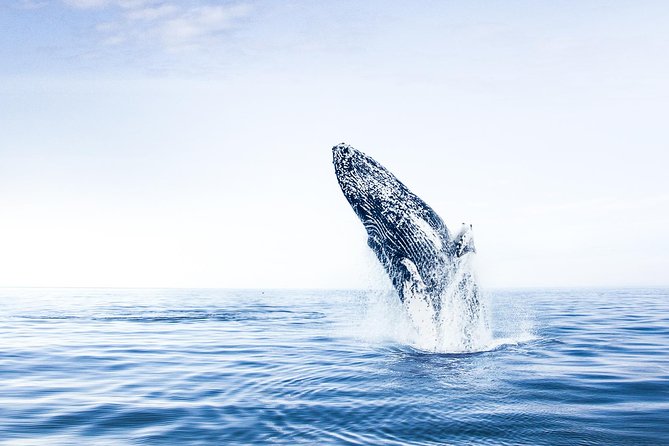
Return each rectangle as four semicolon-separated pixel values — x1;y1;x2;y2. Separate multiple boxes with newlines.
332;143;479;329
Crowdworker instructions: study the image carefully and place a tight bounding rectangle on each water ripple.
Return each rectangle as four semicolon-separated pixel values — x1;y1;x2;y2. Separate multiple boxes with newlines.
0;288;668;445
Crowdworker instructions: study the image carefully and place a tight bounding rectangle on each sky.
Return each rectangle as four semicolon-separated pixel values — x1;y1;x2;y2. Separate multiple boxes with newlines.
1;0;668;288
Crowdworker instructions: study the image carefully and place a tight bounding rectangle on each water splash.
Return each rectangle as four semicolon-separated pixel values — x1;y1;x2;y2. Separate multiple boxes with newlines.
352;249;532;353
405;252;492;352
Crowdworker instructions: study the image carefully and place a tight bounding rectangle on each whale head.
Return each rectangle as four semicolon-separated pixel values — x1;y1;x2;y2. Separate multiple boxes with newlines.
332;143;452;299
332;143;398;213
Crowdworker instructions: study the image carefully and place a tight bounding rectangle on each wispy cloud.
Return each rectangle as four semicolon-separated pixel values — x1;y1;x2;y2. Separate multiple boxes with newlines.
63;0;110;8
63;0;159;9
125;3;177;20
17;0;49;8
60;0;252;53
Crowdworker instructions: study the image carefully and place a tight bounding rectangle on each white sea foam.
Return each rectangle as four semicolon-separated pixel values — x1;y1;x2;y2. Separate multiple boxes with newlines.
351;250;534;353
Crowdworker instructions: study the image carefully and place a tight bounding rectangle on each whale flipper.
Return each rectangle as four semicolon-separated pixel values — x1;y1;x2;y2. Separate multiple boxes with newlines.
454;224;476;257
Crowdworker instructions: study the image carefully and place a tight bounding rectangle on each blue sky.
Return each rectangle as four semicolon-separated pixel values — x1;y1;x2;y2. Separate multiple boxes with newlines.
1;1;668;288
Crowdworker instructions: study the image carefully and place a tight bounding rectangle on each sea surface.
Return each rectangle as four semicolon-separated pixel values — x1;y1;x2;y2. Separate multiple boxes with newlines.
1;288;668;445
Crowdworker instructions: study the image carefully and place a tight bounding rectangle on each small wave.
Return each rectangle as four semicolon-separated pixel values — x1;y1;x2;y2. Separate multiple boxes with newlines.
396;334;539;356
12;309;325;324
474;334;539;352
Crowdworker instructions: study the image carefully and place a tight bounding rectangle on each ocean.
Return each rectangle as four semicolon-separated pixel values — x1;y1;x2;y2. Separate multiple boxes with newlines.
1;288;668;445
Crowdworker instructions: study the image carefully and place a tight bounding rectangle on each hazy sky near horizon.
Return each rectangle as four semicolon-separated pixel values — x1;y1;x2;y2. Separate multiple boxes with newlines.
1;0;668;288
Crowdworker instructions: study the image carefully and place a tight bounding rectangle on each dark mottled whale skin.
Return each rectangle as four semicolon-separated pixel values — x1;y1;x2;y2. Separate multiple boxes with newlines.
332;143;476;316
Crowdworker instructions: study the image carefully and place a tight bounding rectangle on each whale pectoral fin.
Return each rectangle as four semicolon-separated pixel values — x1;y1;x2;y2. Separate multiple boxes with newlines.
396;258;427;301
454;224;476;257
398;258;437;334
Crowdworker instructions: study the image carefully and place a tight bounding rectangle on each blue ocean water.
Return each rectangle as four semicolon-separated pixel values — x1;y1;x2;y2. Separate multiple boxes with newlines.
1;288;668;445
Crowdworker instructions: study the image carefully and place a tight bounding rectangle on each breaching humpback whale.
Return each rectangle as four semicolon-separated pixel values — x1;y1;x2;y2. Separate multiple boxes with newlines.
332;143;480;332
